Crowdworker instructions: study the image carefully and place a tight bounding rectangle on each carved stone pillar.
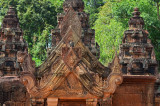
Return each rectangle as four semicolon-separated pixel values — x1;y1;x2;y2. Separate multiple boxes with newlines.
47;98;58;106
31;99;44;106
86;99;97;106
98;98;112;106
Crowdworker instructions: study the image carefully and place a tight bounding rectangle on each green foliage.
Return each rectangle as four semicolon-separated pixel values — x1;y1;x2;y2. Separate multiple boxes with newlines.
50;0;64;13
83;0;104;27
94;2;124;65
94;0;160;65
18;0;57;66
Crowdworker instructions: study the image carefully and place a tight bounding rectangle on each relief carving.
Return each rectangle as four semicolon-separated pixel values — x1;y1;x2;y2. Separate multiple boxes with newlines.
17;50;35;73
18;5;123;102
103;55;123;98
62;47;81;70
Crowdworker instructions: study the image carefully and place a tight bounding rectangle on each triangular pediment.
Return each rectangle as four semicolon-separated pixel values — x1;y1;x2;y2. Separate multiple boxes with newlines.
33;26;105;98
18;8;123;99
49;72;99;98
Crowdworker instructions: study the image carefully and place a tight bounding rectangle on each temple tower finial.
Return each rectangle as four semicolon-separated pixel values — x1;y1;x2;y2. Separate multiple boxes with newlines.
119;8;157;75
0;7;27;76
63;0;84;12
129;7;144;30
1;6;20;29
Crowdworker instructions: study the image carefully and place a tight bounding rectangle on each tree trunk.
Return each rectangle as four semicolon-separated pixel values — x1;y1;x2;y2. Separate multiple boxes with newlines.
157;2;160;20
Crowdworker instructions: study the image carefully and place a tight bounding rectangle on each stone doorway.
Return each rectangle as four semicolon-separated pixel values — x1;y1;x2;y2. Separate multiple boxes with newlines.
58;99;86;106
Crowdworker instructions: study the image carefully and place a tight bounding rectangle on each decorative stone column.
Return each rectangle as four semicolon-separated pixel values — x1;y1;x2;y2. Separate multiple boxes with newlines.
47;98;58;106
98;98;112;106
31;99;44;106
86;99;97;106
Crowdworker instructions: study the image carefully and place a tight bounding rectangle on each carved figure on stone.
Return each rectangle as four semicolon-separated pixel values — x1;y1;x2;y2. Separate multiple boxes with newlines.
19;4;123;104
17;51;35;73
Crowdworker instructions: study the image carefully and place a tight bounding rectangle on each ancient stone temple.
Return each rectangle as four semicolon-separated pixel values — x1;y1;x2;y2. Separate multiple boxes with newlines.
17;0;123;105
0;0;159;106
0;7;30;105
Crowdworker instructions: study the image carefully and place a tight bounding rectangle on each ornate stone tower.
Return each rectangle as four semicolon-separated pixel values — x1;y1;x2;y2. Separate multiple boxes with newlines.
119;8;157;75
112;8;157;106
51;0;100;57
0;7;29;105
0;7;27;76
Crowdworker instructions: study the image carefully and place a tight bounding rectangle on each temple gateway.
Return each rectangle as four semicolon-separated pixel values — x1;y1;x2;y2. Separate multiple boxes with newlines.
0;0;159;106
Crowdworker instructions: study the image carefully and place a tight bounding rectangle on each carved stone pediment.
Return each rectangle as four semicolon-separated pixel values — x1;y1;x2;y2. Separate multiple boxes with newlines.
18;7;123;100
19;31;122;99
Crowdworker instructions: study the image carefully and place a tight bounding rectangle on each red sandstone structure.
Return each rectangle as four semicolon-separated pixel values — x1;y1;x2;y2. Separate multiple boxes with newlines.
0;7;30;105
0;0;159;106
114;7;157;106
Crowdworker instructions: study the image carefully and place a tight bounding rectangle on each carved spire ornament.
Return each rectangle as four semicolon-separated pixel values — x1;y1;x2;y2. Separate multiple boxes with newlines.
63;0;84;12
119;8;157;75
52;0;99;58
0;7;27;76
0;7;29;105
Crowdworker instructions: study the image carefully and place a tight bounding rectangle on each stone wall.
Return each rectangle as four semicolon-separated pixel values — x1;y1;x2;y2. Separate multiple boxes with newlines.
112;76;156;106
